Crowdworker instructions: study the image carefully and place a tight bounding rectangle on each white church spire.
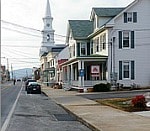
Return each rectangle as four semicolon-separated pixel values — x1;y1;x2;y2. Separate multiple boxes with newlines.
39;0;55;56
45;0;51;17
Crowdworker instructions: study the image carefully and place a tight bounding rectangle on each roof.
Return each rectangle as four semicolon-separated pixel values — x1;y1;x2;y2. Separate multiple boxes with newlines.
68;20;93;39
92;8;125;17
41;52;48;57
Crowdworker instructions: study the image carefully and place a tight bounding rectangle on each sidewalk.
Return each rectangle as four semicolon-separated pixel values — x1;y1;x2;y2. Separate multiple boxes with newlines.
42;86;150;131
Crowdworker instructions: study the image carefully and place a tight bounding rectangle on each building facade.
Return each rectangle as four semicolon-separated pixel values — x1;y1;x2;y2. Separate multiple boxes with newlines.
59;0;150;89
106;0;150;87
39;0;66;85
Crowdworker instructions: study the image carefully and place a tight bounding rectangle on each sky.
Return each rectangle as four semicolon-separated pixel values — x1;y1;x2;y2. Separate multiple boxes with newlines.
1;0;134;71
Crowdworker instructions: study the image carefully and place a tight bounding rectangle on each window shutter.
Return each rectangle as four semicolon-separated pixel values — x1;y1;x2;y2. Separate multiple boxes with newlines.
131;61;135;80
77;43;80;57
119;61;122;80
87;42;90;55
133;12;137;23
119;31;122;49
124;12;127;23
131;31;134;48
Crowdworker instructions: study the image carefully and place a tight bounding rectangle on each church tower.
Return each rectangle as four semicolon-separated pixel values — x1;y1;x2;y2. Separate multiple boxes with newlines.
39;0;55;56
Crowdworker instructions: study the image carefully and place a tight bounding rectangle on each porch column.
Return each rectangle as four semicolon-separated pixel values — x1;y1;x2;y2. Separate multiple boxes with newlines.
61;66;64;82
67;65;70;85
78;61;81;87
81;61;85;90
71;64;73;84
78;61;85;90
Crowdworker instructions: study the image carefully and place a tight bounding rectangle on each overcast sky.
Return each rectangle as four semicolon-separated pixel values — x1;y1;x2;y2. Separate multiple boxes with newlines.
1;0;134;70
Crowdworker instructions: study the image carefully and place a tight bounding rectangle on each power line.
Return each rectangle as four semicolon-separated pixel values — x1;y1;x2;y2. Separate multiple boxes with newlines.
2;27;42;38
1;44;40;48
1;20;68;38
2;26;66;42
1;20;41;32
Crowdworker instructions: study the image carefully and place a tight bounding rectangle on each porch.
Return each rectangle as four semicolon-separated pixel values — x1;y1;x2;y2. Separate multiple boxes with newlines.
58;56;108;90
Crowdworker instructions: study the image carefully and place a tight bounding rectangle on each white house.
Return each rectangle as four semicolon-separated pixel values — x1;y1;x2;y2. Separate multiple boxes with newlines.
106;0;150;87
59;0;150;89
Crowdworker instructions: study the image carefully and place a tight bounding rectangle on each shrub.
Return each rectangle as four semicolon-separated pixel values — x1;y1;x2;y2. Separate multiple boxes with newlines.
93;83;111;92
131;95;146;108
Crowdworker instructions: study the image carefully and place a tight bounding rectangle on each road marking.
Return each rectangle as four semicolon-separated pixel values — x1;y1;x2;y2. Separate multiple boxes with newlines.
1;84;23;131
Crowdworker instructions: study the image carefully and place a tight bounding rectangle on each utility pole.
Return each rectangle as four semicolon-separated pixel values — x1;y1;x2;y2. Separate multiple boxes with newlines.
7;58;9;71
11;64;13;80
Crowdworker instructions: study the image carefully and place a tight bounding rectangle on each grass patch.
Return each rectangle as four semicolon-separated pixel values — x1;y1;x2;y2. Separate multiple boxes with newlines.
96;98;149;112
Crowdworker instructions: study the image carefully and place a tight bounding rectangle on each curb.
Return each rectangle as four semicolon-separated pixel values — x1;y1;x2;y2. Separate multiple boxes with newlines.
41;89;101;131
41;91;49;97
57;103;100;131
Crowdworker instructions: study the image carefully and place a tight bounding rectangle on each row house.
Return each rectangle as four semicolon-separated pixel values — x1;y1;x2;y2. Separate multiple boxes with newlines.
40;46;65;86
57;0;150;89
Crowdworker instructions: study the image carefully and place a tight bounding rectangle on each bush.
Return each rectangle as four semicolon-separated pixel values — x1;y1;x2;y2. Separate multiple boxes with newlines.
93;83;111;92
131;95;146;108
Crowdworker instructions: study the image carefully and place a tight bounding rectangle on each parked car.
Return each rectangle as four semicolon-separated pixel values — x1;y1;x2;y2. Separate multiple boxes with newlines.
27;82;41;94
25;79;36;91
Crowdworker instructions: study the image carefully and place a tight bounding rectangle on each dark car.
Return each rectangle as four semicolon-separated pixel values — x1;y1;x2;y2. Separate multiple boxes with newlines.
27;82;41;94
25;79;36;91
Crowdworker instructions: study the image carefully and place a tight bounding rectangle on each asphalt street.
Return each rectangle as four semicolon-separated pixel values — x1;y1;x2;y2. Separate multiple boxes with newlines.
5;87;92;131
1;82;22;127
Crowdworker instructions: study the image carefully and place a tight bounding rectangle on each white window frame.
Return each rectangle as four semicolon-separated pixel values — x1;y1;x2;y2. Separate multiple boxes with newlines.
80;42;87;56
122;31;130;49
127;12;133;22
90;41;93;54
122;61;130;79
102;34;106;50
96;37;99;52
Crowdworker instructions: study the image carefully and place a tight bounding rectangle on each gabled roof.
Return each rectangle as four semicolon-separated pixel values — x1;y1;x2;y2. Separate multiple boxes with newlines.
106;0;139;26
93;8;125;17
68;20;93;39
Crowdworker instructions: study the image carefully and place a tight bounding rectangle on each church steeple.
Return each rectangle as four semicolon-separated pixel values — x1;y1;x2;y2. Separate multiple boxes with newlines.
45;0;51;17
39;0;55;56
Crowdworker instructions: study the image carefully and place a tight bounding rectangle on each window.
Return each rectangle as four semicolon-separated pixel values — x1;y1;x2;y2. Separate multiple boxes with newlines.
102;34;106;50
99;33;106;51
123;31;129;48
100;35;103;51
119;61;135;80
119;31;134;49
96;38;99;52
80;42;86;56
93;39;97;53
90;41;93;54
123;62;130;78
124;12;137;23
127;12;132;22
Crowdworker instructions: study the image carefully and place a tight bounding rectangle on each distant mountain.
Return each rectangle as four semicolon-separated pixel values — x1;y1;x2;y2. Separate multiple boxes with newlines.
10;68;32;79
